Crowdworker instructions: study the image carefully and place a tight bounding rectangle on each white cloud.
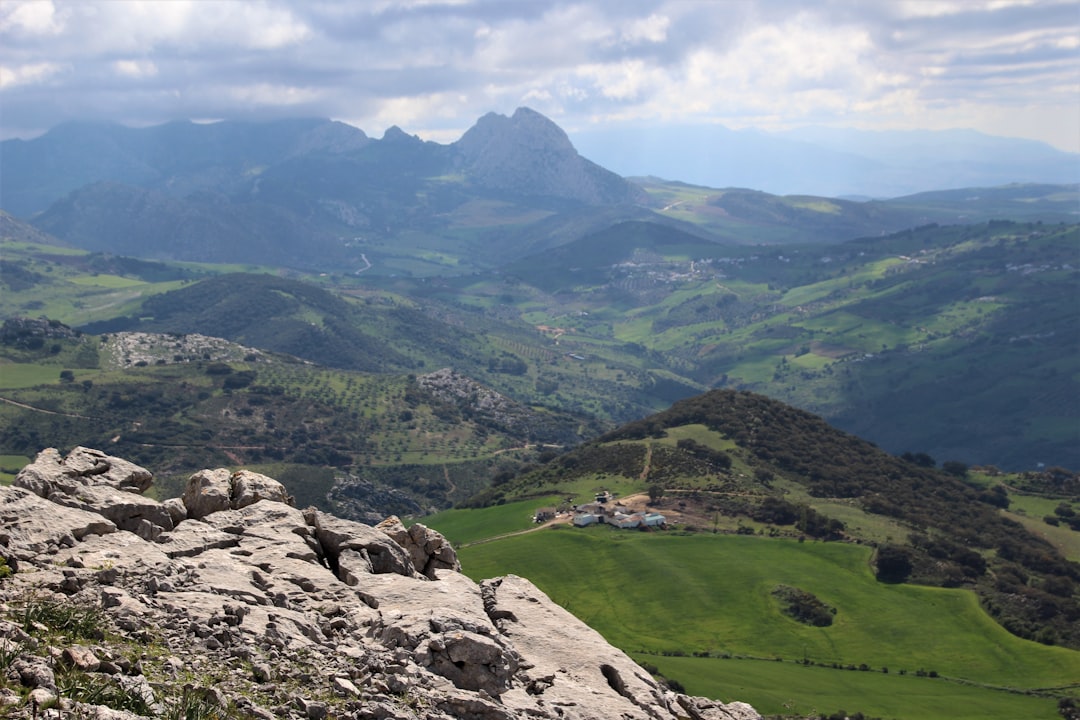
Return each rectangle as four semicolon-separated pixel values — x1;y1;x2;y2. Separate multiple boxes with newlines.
576;60;660;101
228;83;323;106
113;59;158;79
621;13;669;44
0;61;65;89
895;0;1039;19
0;1;64;36
0;1;1075;152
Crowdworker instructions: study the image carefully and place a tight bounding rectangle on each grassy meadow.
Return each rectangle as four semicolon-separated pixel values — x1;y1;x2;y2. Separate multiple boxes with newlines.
446;525;1080;720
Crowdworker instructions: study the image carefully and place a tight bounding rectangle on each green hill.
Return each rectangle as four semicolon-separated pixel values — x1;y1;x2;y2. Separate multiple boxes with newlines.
496;219;1080;470
0;326;594;517
427;388;1080;719
459;531;1078;720
462;388;1080;650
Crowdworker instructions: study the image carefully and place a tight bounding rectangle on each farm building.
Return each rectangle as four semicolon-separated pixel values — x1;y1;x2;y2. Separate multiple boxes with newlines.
573;513;599;527
533;507;556;523
605;511;667;530
608;512;642;529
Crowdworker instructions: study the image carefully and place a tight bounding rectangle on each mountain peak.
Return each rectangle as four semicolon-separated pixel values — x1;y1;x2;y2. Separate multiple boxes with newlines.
454;108;646;205
381;125;422;144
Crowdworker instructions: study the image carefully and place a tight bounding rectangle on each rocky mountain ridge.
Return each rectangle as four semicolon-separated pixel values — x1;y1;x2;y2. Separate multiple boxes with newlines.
1;110;647;269
0;446;759;720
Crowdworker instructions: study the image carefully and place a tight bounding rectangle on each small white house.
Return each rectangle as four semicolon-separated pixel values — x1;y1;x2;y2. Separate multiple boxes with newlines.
608;512;642;529
572;513;599;527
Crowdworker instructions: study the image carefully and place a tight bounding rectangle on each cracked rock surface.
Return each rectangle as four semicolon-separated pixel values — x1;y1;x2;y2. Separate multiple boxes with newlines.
0;447;761;720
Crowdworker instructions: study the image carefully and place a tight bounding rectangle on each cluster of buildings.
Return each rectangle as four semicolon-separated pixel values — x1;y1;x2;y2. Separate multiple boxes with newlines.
534;491;667;530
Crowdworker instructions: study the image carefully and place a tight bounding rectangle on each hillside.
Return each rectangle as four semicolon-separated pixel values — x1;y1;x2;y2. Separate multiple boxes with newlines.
430;388;1080;718
2;110;647;273
470;389;1080;651
7;112;1076;279
494;219;1080;470
0;325;597;520
4;210;1076;470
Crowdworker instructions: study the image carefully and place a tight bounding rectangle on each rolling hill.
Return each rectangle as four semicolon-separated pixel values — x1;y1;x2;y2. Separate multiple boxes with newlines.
4;205;1076;471
427;387;1080;719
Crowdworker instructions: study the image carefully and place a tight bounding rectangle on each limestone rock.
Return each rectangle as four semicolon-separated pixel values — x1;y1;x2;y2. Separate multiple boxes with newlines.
0;486;115;563
311;510;418;578
12;447;170;538
162;497;187;526
49;484;173;538
182;468;292;521
231;470;291;509
377;515;461;578
15;447;152;496
182;469;232;520
62;645;101;672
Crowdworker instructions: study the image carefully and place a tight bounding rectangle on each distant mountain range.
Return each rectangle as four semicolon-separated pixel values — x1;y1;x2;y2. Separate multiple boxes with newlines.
570;123;1080;198
3;109;1076;274
0;109;645;268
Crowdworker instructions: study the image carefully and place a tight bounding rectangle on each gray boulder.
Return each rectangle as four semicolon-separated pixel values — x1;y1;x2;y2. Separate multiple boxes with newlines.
310;510;418;579
182;468;232;520
182;468;292;521
14;447;171;538
15;446;152;495
0;486;116;562
377;515;461;578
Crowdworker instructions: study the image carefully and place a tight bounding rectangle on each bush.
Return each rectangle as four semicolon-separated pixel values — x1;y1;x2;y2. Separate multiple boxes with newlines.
875;545;913;583
772;585;836;626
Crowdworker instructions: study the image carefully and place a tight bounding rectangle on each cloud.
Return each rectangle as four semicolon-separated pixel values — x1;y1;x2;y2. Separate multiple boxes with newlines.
0;1;64;36
0;0;1075;152
112;59;158;79
0;60;66;89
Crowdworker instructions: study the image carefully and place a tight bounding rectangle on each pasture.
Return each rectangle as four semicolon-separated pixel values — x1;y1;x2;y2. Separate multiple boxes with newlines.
454;530;1080;719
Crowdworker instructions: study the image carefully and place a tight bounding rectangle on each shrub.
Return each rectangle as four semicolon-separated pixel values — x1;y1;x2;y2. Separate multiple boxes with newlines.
772;585;836;627
875;545;913;583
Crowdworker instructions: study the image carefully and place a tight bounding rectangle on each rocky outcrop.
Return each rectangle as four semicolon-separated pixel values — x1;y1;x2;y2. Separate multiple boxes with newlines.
376;516;461;579
182;467;293;520
0;447;760;720
454;107;649;206
14;446;169;540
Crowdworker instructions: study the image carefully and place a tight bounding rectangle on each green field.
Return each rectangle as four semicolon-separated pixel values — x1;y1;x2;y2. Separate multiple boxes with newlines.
649;655;1065;720
419;496;562;547
451;530;1080;720
0;454;31;485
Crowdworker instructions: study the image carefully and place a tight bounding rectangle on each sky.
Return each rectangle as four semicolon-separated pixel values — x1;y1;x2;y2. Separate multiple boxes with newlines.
1;0;1078;152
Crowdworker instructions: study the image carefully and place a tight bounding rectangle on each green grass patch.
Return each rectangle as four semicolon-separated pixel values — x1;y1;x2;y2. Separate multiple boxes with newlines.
459;532;1080;689
421;496;562;546
0;454;31;485
67;274;150;289
647;655;1067;720
0;361;82;389
1004;510;1080;563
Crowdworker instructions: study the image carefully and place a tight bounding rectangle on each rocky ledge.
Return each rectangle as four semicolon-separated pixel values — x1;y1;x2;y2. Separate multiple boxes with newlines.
0;447;759;720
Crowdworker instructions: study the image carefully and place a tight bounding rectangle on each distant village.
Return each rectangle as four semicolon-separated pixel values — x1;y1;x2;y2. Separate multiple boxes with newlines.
534;491;666;530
